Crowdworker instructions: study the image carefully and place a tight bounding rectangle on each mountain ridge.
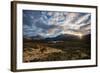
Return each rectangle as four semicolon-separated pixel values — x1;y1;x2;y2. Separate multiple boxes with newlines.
24;34;91;42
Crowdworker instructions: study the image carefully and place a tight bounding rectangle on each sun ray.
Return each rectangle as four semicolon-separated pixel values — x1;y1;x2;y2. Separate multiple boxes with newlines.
62;31;83;39
70;32;83;39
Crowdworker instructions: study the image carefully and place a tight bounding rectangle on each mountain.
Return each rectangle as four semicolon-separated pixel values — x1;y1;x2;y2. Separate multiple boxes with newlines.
31;35;45;40
83;34;91;40
24;34;91;42
23;35;45;42
45;34;79;41
82;34;91;44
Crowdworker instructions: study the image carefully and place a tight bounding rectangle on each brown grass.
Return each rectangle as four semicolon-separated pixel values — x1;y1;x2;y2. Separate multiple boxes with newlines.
23;41;90;62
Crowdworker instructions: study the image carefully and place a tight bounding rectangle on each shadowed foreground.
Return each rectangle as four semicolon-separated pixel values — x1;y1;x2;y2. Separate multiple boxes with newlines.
23;39;91;62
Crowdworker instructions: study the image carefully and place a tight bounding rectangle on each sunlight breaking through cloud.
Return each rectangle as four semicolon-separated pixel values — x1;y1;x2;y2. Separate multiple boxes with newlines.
23;10;91;38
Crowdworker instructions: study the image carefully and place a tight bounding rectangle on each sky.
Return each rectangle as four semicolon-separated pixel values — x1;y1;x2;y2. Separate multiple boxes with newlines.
23;10;91;38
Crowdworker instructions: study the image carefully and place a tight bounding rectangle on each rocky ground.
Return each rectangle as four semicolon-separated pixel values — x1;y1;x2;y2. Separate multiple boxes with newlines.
23;42;90;62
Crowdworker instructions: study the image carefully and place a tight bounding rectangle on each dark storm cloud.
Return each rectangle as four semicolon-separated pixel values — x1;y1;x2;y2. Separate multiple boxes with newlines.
23;10;91;38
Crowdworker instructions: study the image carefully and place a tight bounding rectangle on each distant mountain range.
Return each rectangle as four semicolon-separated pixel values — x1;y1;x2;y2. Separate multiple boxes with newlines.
45;34;79;41
24;34;91;42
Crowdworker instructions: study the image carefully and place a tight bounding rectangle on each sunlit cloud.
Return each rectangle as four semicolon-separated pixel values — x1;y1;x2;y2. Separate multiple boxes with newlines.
23;10;91;38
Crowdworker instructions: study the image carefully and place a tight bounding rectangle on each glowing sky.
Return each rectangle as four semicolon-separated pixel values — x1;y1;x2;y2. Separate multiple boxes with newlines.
23;10;91;38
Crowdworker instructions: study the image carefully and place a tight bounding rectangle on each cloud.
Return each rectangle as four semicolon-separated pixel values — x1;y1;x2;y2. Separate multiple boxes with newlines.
23;10;91;38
